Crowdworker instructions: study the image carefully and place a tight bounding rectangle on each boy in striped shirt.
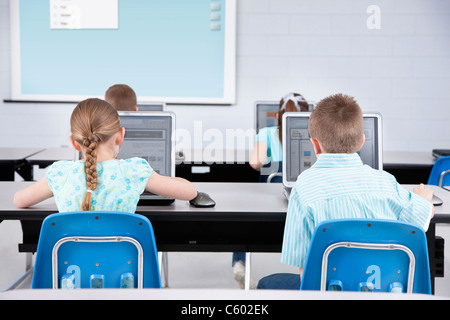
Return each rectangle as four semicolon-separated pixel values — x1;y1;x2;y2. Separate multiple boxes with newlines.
260;94;434;289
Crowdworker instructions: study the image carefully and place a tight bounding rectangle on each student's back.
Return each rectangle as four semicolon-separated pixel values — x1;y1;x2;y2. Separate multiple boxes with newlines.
281;94;434;269
46;157;151;213
14;98;197;211
257;94;435;290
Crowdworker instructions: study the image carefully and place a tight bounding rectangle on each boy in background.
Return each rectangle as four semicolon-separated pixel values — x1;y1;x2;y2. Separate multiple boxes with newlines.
105;84;138;111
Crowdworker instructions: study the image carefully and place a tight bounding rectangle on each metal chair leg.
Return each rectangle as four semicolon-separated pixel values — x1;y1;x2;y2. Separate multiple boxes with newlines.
245;252;252;290
159;252;169;288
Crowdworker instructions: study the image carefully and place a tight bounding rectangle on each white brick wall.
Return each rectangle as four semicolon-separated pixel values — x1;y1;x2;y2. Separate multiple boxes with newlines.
1;0;450;296
0;0;449;152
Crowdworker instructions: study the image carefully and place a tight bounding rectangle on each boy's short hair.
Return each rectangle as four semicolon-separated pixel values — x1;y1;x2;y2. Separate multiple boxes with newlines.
105;84;137;111
309;94;363;153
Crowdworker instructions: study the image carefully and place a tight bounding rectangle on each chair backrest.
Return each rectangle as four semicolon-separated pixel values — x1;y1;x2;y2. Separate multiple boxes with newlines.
259;161;282;183
300;219;431;294
427;156;450;187
32;211;161;289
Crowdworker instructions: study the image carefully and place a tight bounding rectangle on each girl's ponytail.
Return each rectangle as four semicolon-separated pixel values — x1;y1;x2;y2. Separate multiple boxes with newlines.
80;134;99;211
70;98;121;211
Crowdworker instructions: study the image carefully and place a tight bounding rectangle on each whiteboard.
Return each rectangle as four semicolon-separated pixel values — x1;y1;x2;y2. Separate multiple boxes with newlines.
10;0;236;104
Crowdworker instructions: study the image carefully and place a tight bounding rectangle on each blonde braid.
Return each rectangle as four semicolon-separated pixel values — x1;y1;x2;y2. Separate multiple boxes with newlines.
70;98;122;211
81;135;99;211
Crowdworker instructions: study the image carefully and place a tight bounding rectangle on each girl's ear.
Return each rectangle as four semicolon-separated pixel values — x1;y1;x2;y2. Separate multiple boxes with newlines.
69;136;82;151
115;127;125;146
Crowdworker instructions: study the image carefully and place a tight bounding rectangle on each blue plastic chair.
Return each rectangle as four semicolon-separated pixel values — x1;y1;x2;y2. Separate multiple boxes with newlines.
32;211;161;289
427;155;450;187
300;219;431;294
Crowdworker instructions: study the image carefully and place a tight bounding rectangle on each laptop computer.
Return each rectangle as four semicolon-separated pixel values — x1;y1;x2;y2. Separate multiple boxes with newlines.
432;149;450;159
117;111;175;205
254;100;315;133
137;102;165;112
255;101;279;133
281;112;383;199
281;112;443;205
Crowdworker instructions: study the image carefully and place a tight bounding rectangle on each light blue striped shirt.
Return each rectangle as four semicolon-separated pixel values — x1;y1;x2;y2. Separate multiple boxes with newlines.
281;153;432;268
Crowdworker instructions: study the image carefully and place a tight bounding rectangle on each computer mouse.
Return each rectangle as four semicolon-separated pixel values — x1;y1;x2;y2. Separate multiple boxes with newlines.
189;192;216;208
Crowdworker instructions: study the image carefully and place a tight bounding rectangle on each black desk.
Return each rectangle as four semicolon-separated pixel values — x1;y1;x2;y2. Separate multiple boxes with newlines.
383;151;435;184
26;147;75;168
176;151;436;184
0;182;286;253
1;182;450;292
0;148;44;181
0;148;436;185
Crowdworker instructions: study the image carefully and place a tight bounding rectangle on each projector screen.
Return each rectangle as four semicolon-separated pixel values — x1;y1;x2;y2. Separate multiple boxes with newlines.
10;0;236;104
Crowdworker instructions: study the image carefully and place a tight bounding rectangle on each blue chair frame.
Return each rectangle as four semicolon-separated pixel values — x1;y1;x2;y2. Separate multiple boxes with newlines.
260;161;282;183
32;211;161;289
427;155;450;187
300;219;431;294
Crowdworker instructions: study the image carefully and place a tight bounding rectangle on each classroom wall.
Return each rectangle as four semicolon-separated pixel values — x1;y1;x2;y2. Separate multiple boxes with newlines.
1;0;450;153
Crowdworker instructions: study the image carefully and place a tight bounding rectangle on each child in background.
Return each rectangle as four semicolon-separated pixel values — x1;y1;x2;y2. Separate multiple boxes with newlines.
257;93;434;289
105;84;139;111
14;98;197;212
249;92;309;171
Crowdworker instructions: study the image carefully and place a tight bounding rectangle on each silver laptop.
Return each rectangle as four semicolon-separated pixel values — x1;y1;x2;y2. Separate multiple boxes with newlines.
136;102;165;112
254;100;315;132
118;111;175;205
255;101;279;133
281;112;383;199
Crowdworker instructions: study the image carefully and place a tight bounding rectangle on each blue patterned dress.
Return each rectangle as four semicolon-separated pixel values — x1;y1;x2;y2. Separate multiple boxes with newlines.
46;157;153;213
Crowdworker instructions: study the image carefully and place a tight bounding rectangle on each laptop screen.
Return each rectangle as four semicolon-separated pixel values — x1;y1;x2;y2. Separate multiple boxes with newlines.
282;112;382;187
117;111;175;177
255;101;316;132
255;101;279;132
137;103;165;112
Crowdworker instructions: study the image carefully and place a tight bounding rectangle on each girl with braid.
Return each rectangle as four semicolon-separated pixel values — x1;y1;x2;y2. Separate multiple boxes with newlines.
14;98;197;212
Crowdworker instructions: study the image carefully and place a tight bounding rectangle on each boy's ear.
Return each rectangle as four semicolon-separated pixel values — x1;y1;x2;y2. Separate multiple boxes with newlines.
310;137;323;155
357;133;366;151
69;136;82;151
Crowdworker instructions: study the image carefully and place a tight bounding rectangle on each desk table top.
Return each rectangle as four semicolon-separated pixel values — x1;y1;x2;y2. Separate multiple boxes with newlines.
1;182;450;222
0;148;45;163
0;182;287;221
25;147;76;163
383;151;435;167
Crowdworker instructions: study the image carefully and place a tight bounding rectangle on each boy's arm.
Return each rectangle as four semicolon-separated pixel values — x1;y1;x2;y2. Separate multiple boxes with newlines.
412;183;435;230
281;187;311;272
14;177;53;208
396;182;434;231
413;183;435;218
